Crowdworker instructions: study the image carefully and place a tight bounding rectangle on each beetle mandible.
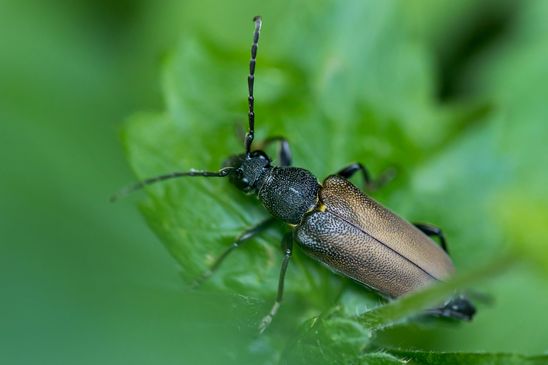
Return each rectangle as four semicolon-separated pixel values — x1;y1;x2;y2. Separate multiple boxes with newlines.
113;16;476;333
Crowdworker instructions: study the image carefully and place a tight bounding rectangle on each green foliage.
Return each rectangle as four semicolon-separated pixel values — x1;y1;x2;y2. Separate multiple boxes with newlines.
122;0;548;363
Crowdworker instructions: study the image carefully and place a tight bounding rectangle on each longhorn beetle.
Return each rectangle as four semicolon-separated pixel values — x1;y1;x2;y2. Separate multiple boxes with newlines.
113;16;476;333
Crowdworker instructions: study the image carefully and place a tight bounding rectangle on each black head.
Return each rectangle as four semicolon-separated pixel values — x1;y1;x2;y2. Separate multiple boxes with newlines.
223;150;271;193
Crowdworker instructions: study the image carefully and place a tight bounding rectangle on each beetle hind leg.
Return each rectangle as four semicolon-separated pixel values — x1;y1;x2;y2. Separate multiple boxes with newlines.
426;295;476;321
258;232;293;333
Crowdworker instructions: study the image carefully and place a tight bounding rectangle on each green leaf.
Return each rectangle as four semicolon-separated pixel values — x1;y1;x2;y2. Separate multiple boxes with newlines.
123;112;278;295
282;307;374;364
121;0;548;362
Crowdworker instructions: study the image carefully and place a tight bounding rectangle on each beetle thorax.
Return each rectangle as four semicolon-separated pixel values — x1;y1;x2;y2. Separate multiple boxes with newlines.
257;167;321;224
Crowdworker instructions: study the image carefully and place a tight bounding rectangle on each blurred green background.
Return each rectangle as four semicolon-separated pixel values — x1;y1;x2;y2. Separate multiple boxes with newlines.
2;0;548;364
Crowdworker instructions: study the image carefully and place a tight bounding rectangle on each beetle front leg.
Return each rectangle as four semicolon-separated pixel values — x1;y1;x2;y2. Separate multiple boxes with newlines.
413;222;449;254
192;218;276;288
258;232;293;334
336;162;395;192
258;136;292;167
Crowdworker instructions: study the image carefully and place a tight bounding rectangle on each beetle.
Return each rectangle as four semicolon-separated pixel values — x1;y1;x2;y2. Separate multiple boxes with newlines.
113;15;476;333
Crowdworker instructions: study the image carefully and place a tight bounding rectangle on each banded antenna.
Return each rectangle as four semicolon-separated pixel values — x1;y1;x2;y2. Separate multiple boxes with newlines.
110;167;235;202
245;15;262;156
111;16;263;202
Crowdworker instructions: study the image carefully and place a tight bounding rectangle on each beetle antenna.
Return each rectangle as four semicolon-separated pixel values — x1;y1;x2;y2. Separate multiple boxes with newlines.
110;167;235;202
245;15;262;156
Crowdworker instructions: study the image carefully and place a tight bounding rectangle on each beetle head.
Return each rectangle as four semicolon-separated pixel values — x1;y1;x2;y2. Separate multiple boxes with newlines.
223;150;271;193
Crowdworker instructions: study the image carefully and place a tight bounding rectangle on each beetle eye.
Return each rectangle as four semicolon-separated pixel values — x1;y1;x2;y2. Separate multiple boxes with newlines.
234;169;250;189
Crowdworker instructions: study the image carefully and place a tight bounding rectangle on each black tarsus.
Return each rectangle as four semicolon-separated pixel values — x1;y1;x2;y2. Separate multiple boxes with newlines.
426;294;476;321
192;218;276;288
259;232;293;333
245;16;262;156
413;222;449;254
110;167;235;202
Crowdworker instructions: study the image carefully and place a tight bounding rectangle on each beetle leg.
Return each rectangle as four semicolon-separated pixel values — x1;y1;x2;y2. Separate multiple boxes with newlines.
335;162;395;192
259;232;293;333
426;294;476;320
192;218;276;288
257;136;292;167
413;223;449;254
